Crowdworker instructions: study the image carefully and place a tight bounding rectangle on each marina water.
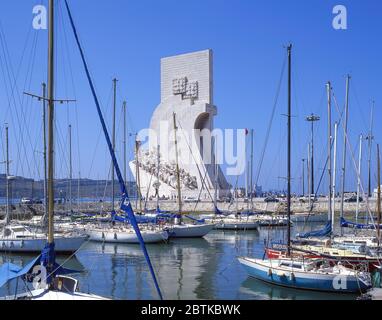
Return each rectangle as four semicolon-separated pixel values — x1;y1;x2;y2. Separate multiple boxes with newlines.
0;222;355;300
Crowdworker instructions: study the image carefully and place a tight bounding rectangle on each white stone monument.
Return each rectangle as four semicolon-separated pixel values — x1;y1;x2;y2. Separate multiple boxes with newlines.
130;49;230;201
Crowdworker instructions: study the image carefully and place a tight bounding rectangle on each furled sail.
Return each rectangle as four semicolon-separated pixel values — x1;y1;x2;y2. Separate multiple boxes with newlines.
296;221;332;238
340;217;382;230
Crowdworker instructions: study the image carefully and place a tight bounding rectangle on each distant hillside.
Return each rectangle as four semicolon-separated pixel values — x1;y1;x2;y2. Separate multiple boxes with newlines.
0;174;137;199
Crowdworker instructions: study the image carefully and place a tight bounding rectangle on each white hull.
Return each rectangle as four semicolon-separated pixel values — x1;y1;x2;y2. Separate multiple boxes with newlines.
210;218;258;230
87;227;169;244
1;289;109;300
0;235;88;253
291;213;329;223
168;223;214;238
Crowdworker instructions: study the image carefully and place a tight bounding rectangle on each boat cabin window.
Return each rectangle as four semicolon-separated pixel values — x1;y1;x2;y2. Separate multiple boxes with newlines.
53;276;79;293
11;227;29;233
279;262;302;269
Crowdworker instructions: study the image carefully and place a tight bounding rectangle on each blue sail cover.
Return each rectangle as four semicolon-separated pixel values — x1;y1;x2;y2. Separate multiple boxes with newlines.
0;256;40;288
340;217;382;230
0;249;80;288
185;215;205;223
215;207;229;216
296;221;332;238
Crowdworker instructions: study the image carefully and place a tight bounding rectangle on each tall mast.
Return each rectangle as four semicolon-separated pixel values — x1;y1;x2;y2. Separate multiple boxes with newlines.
77;171;80;213
68;124;72;213
327;82;332;221
331;122;338;232
307;143;311;206
5;125;10;225
367;101;374;199
250;129;254;208
135;139;142;212
47;0;55;244
111;78;117;214
123;101;127;187
42;82;48;225
287;44;292;256
377;144;381;245
245;134;248;198
340;75;350;236
356;134;363;223
173;113;182;215
214;136;218;209
156;145;160;211
302;159;305;196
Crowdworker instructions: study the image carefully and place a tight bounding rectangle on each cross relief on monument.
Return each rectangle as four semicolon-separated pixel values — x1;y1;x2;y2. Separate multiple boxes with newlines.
172;77;199;101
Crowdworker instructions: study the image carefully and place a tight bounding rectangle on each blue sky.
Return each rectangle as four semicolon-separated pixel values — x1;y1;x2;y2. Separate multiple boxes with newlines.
0;0;381;194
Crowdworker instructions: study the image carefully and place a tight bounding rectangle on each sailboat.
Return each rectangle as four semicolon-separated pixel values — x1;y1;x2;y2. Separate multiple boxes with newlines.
161;113;215;238
0;0;107;299
84;79;168;244
267;77;382;269
0;126;87;254
238;45;371;293
203;134;259;231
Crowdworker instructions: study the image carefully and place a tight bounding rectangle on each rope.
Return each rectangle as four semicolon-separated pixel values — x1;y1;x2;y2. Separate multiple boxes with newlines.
254;53;286;187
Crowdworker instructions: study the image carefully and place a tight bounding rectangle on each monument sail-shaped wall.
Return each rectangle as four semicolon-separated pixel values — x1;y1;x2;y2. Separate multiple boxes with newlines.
130;49;230;202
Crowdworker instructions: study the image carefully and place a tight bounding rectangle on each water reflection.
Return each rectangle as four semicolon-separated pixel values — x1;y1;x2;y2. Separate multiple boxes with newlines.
0;222;360;300
239;278;356;300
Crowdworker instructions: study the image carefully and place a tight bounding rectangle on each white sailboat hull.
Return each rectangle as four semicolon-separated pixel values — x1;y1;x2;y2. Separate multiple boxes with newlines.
0;235;88;253
87;228;169;244
167;223;215;238
209;219;258;230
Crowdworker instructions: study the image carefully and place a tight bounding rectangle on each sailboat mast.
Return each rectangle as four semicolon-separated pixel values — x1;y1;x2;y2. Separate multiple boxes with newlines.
5;125;10;225
135;139;142;212
69;124;72;213
356;134;363;223
245;135;248;198
111;78;117;214
214;136;218;208
47;0;55;244
340;75;350;236
173;113;182;215
367;101;374;199
307;143;311;206
156;145;160;211
287;44;292;256
250;129;254;208
377;144;381;244
331;122;338;232
123;101;127;187
42;83;48;224
327;82;332;221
